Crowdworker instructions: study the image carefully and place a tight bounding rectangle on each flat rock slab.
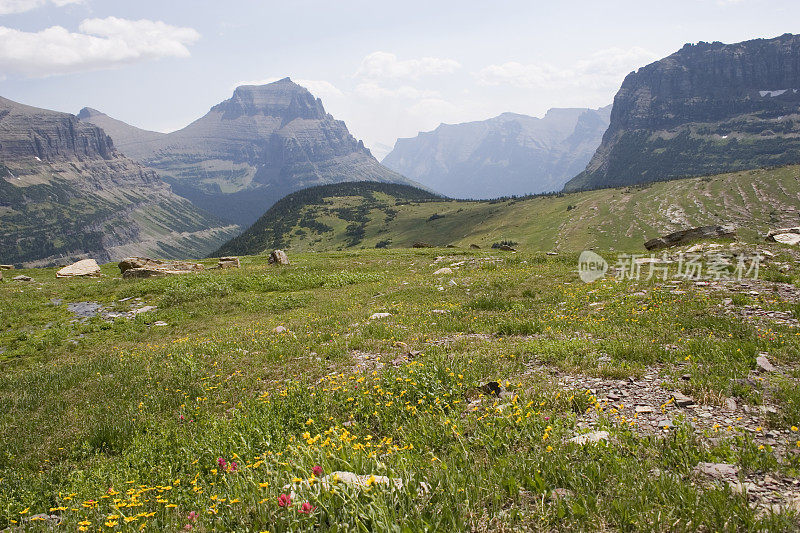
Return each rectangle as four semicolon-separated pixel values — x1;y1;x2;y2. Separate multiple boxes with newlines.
569;431;609;445
56;259;101;278
217;256;240;269
370;312;392;320
694;462;739;481
119;257;203;279
644;224;736;251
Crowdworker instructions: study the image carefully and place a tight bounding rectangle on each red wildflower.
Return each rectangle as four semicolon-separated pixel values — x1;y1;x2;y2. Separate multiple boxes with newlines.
217;457;227;468
278;494;291;508
298;502;316;514
312;465;323;477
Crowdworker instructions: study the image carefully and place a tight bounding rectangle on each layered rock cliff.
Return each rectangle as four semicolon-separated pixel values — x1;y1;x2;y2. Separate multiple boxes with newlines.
565;33;800;192
80;78;417;226
382;107;611;199
0;97;238;267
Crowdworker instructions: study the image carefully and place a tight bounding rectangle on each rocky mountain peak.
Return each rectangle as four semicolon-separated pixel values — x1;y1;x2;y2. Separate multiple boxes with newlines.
565;33;800;192
0;96;115;163
214;78;327;121
76;107;105;120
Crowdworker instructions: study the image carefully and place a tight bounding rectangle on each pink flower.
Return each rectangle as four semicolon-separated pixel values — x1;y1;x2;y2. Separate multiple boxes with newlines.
183;525;193;531
179;414;185;421
298;502;316;514
187;511;197;521
217;457;227;468
226;461;238;473
278;494;291;508
311;465;323;477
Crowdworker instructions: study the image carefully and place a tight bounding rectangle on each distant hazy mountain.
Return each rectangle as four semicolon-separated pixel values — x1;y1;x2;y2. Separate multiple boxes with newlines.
382;107;611;199
79;78;416;227
0;97;237;267
565;33;800;192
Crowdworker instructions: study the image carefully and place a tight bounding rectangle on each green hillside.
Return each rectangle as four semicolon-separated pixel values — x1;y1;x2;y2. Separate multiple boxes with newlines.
216;165;800;256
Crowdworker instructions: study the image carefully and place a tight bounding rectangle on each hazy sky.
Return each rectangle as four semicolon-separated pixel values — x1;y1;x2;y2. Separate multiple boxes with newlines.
0;0;798;158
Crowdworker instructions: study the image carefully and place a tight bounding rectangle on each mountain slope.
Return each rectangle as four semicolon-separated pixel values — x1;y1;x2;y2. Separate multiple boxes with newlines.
382;107;610;198
79;78;418;227
213;181;441;256
215;165;800;255
76;107;167;160
0;97;238;267
565;33;800;192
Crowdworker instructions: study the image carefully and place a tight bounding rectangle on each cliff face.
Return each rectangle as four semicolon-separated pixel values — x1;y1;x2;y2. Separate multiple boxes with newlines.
382;107;610;199
0;97;238;267
80;78;416;227
565;33;800;192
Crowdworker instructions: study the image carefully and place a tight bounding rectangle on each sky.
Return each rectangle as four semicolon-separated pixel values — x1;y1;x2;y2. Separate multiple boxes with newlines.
0;0;798;159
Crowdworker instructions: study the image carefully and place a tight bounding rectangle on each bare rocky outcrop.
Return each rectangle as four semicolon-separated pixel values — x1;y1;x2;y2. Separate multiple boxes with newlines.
644;224;736;250
0;97;238;267
566;33;800;192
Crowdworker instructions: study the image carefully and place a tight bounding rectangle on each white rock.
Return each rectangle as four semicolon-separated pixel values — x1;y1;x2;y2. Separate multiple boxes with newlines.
569;431;609;445
370;312;391;320
433;267;453;275
273;325;288;333
773;233;800;245
56;259;101;278
756;354;776;372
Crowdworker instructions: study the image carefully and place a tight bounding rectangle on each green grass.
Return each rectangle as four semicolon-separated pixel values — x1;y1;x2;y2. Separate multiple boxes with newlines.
0;248;799;531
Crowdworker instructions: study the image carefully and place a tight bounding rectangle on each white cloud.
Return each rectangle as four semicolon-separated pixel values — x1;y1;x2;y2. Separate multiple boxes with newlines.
0;0;83;15
356;51;461;80
234;77;344;101
477;47;659;90
354;82;439;100
0;17;200;77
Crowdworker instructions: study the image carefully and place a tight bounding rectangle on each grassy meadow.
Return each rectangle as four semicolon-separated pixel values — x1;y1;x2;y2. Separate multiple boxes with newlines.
1;246;799;531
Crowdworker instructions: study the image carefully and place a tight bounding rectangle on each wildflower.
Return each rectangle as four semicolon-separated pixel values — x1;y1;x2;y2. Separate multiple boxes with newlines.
298;502;316;514
312;465;324;477
226;461;238;473
217;458;227;468
278;494;291;507
792;426;798;432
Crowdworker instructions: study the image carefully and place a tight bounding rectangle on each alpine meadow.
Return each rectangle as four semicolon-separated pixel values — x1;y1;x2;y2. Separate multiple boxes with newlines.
2;2;800;532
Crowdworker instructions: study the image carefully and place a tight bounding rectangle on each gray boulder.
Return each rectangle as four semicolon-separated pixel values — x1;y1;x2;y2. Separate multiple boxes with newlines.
269;250;289;265
644;225;736;250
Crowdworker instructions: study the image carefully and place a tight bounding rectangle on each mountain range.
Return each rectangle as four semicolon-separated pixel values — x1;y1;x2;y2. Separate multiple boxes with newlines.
79;78;416;227
0;97;238;267
382;107;611;198
566;33;800;191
